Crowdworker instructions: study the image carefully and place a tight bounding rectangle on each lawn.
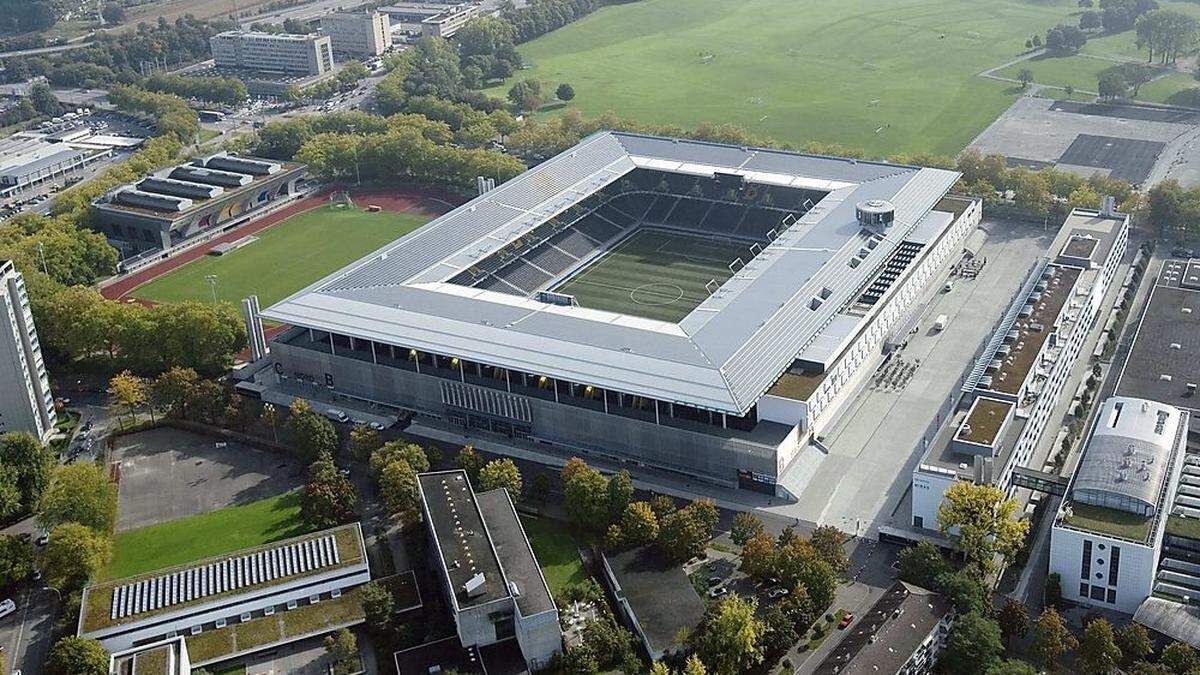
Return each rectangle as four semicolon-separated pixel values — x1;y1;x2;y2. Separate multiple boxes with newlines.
132;205;430;306
519;515;587;600
102;491;311;581
490;0;1087;155
998;54;1195;104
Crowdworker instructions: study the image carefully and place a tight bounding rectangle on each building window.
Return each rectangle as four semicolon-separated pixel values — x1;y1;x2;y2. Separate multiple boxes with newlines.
1090;585;1106;601
913;516;923;529
1107;588;1117;604
1081;540;1092;580
1109;546;1120;586
1080;583;1089;598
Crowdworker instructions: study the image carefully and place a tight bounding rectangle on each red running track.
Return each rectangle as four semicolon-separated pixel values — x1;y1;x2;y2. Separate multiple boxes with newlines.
100;187;457;301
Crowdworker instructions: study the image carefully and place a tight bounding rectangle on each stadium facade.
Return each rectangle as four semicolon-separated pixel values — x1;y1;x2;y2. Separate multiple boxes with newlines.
258;132;979;494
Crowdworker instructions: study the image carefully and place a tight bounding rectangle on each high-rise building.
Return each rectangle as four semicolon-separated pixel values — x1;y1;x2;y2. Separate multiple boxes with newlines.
210;31;334;77
321;11;392;57
0;260;55;442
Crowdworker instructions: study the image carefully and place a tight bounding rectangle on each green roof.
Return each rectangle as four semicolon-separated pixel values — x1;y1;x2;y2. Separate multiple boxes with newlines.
1063;502;1152;542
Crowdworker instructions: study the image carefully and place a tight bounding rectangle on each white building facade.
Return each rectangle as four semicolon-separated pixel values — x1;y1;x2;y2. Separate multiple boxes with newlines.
321;11;393;56
210;31;334;76
0;261;55;442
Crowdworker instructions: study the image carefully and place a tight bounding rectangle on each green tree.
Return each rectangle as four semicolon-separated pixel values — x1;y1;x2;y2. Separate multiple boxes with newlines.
456;445;485;482
46;636;109;675
0;433;53;513
1017;68;1034;88
28;81;62;117
898;541;950;588
985;660;1038;675
507;79;543;112
371;441;430;477
998;598;1030;649
943;611;1004;675
379;460;420;522
1162;641;1198;674
739;533;777;581
657;499;718;563
478;458;522;500
37;463;117;533
0;534;34;587
287;399;339;461
1032;607;1077;672
361;580;395;632
1116;623;1154;664
775;539;837;610
323;628;358;675
0;466;21;521
41;522;110;590
936;567;991;615
109;370;148;426
809;525;849;577
100;3;126;24
690;595;764;674
614;501;658;547
348;424;383;460
1045;572;1063;608
729;512;764;546
556;83;576;101
937;481;1029;573
1079;618;1121;674
683;655;707;675
1098;72;1127;100
301;456;358;529
149;366;200;418
562;457;611;531
607;469;634;521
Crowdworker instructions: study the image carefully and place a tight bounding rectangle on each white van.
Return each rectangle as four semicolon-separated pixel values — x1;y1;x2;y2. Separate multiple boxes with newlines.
933;314;949;332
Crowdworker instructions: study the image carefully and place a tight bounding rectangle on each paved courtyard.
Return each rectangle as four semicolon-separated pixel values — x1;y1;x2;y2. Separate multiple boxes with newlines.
112;427;305;531
968;96;1200;187
770;218;1054;534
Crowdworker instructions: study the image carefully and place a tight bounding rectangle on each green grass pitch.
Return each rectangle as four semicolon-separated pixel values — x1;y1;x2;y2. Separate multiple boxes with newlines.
132;205;431;307
103;491;310;581
519;515;587;600
491;0;1200;156
556;228;749;322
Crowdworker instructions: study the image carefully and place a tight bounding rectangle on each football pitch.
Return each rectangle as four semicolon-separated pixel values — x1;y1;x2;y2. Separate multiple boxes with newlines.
492;0;1174;155
557;228;750;322
132;205;430;307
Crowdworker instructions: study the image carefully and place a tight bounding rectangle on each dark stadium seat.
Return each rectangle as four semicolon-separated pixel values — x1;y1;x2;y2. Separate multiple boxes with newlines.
700;203;748;234
644;196;678;223
665;198;711;228
494;261;553;293
736;207;787;240
596;204;637;228
523;245;576;276
574;213;624;242
549;230;599;258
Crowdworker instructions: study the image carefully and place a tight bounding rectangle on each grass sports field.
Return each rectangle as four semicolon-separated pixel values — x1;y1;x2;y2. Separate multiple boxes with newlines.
133;205;430;307
103;491;309;581
495;0;1200;155
557;228;748;322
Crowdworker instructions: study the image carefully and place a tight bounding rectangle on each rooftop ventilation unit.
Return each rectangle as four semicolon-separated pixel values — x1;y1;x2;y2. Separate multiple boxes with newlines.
855;199;895;228
463;572;486;598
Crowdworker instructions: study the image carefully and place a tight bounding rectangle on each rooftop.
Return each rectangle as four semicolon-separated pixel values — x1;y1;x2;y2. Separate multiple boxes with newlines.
263;131;961;414
602;545;705;658
418;471;506;610
475;488;555;616
981;264;1081;396
1061;502;1153;542
955;397;1013;447
815;583;952;675
80;523;366;634
110;637;188;675
1116;259;1200;410
1135;596;1200;647
1055;208;1127;269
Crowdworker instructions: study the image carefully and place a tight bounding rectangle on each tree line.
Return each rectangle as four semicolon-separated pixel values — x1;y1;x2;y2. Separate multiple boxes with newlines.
142;72;250;107
107;84;201;144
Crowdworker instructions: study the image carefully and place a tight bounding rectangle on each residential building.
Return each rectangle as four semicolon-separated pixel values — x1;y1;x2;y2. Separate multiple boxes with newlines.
210;31;334;76
812;583;954;675
322;11;393;56
417;470;561;671
0;260;55;442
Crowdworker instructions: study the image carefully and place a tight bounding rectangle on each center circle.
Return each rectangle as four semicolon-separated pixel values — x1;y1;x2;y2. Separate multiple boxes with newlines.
630;283;685;306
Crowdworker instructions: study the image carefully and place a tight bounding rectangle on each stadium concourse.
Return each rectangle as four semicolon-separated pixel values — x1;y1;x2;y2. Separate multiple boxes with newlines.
245;131;983;498
99;187;462;302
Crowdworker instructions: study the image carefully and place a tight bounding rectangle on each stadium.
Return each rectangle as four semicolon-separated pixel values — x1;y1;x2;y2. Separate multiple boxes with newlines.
252;132;980;494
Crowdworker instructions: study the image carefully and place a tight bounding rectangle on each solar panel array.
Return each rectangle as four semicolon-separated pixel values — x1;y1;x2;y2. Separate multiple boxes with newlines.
109;534;341;621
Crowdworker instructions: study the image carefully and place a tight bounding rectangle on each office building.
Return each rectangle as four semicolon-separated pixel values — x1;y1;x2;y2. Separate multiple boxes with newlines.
210;31;334;77
322;11;393;56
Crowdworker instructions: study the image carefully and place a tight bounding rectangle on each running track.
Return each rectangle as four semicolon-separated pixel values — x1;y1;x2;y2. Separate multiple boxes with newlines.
100;187;458;300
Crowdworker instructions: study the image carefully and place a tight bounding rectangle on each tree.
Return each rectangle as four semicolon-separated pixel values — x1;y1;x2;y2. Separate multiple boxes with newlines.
1045;572;1063;608
556;83;576;101
371;442;429;477
614;501;658;547
37;463;117;533
361;580;395;632
1017;68;1034;89
942;611;1004;675
1078;618;1121;674
730;512;764;546
323;628;358;675
897;541;950;588
810;525;849;578
109;370;147;425
0;534;34;587
0;433;53;508
760;602;799;656
301;456;358;529
46;636;109;675
41;522;110;590
0;465;23;520
562;458;611;531
683;655;707;675
456;445;485;483
348;424;383;460
1116;623;1154;664
478;458;522;500
508;79;543;112
1032;607;1077;672
739;533;777;581
936;481;1029;573
998;598;1030;649
1162;641;1198;674
1080;10;1102;30
149;366;200;418
1045;24;1088;53
1114;62;1158;97
936;567;991;615
1098;71;1128;100
689;596;763;675
379;460;420;522
657;499;718;563
607;469;634;521
287;399;339;461
28;82;62;118
775;539;837;610
985;660;1038;675
100;2;126;24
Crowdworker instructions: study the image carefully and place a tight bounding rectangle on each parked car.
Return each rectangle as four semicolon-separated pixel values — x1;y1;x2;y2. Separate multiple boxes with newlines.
767;587;789;599
708;586;730;599
324;409;349;423
838;613;855;629
0;599;16;620
35;533;48;547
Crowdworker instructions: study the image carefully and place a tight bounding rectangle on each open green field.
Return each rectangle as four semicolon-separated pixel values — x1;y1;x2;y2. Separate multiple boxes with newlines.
103;491;310;581
997;55;1196;104
494;0;1092;155
132;205;430;306
557;228;746;322
520;515;587;600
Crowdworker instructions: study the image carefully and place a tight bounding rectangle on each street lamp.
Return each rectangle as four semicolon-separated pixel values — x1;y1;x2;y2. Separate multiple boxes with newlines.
204;274;219;303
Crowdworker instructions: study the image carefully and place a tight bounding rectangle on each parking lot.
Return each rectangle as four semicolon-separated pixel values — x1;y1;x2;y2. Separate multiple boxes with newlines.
112;427;304;531
770;218;1054;535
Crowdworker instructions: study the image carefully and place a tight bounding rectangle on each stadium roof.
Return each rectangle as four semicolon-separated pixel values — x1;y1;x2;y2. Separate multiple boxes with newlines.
263;132;960;414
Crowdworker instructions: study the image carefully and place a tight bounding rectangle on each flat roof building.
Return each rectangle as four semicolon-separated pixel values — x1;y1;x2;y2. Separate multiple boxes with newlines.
210;31;334;77
0;138;107;196
417;470;561;672
0;261;56;442
79;523;370;666
599;546;706;661
380;2;480;38
254;132;980;495
322;11;393;56
811;583;953;675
